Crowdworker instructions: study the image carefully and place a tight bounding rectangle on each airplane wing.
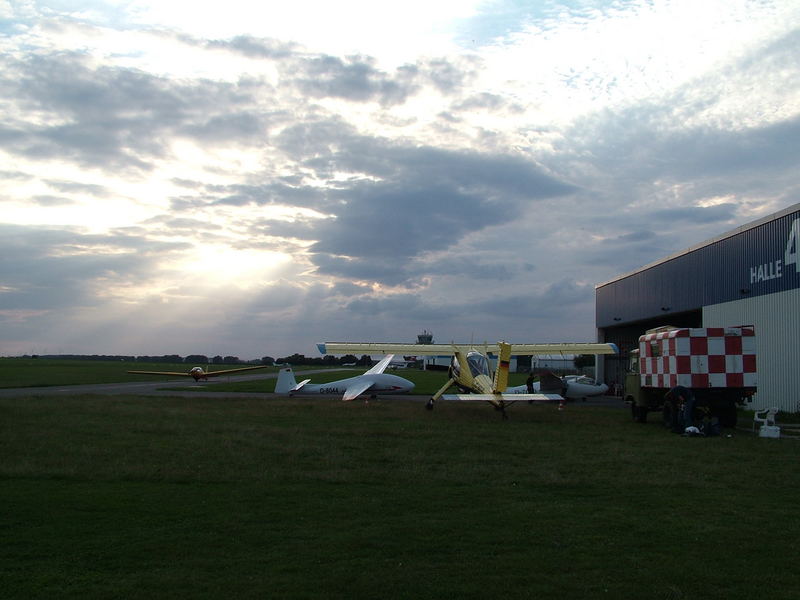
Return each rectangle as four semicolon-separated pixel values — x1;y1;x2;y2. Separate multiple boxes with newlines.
128;370;193;377
364;354;395;375
292;379;312;392
319;342;452;356
442;393;563;402
202;365;269;377
342;379;376;402
319;342;617;356
508;343;618;355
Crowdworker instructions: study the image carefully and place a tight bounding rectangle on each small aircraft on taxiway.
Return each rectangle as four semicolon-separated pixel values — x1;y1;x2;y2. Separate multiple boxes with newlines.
274;354;414;401
505;374;609;401
317;340;617;418
128;364;269;382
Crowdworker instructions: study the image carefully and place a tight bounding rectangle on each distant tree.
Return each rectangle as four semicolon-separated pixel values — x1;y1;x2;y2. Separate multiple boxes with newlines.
212;355;224;364
574;354;595;369
185;355;209;364
357;354;372;367
261;356;275;365
277;353;305;365
137;355;183;363
223;355;241;364
339;354;358;365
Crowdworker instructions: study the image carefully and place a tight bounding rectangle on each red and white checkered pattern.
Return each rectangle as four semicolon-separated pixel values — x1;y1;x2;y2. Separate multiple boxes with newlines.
639;326;756;389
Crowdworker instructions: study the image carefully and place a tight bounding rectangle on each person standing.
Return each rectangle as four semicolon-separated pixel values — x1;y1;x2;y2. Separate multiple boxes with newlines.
666;385;696;431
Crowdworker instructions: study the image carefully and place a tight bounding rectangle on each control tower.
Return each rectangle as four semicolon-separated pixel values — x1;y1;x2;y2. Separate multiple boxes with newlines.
416;330;433;344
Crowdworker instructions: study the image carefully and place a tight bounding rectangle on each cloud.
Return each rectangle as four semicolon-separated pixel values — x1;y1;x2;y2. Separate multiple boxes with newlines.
31;195;75;206
0;224;187;312
293;54;420;106
0;1;798;357
0;50;269;171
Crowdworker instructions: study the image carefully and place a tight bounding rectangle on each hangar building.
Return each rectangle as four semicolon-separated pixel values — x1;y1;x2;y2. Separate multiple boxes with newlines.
596;203;800;412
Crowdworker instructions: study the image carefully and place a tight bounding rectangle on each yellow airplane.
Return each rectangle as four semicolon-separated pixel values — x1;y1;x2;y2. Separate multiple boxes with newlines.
128;365;269;382
317;341;618;418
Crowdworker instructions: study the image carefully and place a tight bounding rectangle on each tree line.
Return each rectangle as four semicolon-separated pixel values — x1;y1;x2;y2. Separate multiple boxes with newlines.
26;353;374;366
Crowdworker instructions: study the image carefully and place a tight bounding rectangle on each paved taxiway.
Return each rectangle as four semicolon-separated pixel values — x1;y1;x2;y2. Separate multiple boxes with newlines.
0;370;317;399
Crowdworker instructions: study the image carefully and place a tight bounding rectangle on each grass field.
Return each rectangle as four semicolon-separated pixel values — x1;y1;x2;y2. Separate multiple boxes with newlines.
2;392;799;599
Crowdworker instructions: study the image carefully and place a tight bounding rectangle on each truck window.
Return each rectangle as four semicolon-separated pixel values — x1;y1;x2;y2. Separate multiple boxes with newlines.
629;350;640;374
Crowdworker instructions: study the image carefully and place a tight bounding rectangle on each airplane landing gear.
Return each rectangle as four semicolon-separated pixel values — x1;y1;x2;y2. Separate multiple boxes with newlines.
426;399;435;410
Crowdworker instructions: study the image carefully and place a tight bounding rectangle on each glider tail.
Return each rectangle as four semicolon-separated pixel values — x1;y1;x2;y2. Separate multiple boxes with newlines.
275;367;297;394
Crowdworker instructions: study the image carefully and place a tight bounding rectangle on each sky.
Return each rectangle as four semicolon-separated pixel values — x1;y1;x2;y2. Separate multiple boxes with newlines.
1;0;798;359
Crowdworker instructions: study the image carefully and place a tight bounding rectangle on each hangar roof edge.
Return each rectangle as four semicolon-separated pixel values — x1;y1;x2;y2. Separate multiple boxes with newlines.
595;202;800;289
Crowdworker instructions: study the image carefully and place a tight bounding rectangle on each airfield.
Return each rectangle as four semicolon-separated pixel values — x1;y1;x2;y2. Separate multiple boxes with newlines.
3;363;800;599
0;369;624;407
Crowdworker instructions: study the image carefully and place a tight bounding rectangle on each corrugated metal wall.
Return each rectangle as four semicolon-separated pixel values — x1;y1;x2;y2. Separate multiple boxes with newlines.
704;287;800;412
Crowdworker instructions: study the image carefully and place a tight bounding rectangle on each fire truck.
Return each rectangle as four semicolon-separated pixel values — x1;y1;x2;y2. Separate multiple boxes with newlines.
625;325;757;429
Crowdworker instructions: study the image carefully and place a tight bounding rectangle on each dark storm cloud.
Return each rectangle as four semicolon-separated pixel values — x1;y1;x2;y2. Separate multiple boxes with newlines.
311;182;502;259
310;253;416;287
303;144;574;258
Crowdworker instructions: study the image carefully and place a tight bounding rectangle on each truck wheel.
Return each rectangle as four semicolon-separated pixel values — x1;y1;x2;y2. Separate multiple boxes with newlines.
663;401;679;431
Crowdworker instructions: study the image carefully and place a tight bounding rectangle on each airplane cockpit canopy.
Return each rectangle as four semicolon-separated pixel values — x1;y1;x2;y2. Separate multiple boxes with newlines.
467;352;490;377
451;351;491;377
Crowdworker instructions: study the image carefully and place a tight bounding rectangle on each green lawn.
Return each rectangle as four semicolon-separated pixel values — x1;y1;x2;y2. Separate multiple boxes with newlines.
2;394;798;599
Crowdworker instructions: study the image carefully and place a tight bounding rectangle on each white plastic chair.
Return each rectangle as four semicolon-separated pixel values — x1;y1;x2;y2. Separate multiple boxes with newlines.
753;407;779;433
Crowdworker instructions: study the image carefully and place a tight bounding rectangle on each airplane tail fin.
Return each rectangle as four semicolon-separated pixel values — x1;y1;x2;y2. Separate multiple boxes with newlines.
492;341;512;393
275;367;297;394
